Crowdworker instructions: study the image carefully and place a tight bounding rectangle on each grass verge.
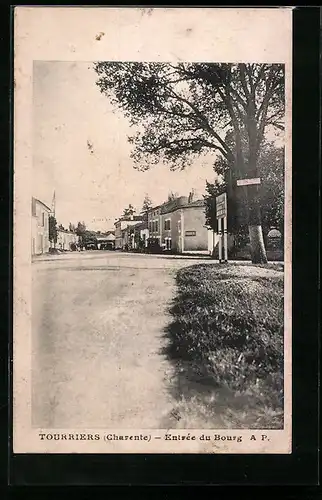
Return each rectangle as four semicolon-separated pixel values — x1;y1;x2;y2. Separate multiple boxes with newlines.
163;263;284;429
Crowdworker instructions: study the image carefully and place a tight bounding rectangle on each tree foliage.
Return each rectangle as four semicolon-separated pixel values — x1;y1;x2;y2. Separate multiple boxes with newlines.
49;215;58;244
94;62;284;174
205;135;284;240
76;221;86;236
94;62;285;263
141;194;153;214
122;204;136;218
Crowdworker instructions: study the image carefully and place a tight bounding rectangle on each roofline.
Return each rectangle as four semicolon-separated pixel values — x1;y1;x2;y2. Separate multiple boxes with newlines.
32;197;51;212
114;216;143;224
148;204;161;211
57;228;78;234
161;201;205;214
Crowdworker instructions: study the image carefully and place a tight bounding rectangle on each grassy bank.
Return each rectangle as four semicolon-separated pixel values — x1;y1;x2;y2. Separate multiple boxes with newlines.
163;263;284;429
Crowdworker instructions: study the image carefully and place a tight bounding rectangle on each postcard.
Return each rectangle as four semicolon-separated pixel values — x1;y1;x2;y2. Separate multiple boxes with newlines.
13;6;293;453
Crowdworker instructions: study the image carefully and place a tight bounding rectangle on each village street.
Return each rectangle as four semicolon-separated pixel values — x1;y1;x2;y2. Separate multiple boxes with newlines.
31;251;214;430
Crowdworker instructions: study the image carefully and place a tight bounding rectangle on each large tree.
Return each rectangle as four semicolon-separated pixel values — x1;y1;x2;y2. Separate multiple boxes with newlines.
94;62;285;263
205;138;284;255
141;194;153;217
122;204;136;218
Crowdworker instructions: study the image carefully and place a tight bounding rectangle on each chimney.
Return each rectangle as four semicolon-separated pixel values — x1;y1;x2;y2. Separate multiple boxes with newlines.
188;189;195;203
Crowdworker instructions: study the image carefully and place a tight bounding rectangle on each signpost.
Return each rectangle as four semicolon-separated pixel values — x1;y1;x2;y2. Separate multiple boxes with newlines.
236;177;261;187
216;193;228;263
214;179;261;263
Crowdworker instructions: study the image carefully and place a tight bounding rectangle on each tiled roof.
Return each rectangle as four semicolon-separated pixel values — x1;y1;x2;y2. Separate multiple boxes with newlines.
116;215;143;223
182;199;205;208
161;198;205;214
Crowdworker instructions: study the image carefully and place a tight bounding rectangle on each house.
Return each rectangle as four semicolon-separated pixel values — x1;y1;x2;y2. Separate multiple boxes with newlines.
139;222;149;249
57;228;79;251
114;215;144;250
147;191;209;254
31;197;51;255
147;205;162;249
97;232;116;250
125;220;149;250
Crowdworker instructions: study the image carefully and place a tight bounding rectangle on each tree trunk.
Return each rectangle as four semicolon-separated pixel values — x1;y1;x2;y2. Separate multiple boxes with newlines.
248;225;267;263
246;184;268;264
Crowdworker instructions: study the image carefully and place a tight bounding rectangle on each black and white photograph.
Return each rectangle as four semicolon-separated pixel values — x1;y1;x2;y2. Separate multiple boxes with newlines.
13;7;292;454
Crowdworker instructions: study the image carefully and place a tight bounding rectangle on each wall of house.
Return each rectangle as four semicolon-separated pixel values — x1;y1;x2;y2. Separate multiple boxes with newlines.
148;207;161;245
57;230;78;250
31;201;50;255
183;206;208;251
114;222;122;248
115;219;143;249
160;211;181;251
140;228;149;247
31;217;37;256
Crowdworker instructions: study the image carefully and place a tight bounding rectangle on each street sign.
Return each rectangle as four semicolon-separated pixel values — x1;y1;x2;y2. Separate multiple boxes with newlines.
216;193;227;219
236;177;261;187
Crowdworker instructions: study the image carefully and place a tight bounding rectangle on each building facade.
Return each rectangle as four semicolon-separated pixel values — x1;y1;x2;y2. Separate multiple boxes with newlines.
126;221;149;250
147;205;162;247
147;193;208;253
161;198;208;253
97;232;115;250
114;216;143;249
31;197;51;255
57;229;79;251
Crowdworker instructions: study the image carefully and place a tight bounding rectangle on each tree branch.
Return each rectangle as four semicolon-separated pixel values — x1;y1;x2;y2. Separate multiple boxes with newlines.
144;136;230;160
239;64;251;101
256;68;283;150
166;87;234;160
265;109;284;124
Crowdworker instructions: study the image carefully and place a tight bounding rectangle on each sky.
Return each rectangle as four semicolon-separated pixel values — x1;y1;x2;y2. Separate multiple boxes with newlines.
33;61;217;232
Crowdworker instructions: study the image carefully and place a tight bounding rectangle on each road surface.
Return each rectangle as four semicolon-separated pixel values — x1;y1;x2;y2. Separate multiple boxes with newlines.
31;251;213;429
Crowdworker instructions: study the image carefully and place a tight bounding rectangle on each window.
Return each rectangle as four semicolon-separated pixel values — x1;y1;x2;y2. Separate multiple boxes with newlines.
165;238;172;250
32;199;36;217
155;221;159;233
164;219;171;231
185;230;196;237
149;222;152;233
42;212;45;227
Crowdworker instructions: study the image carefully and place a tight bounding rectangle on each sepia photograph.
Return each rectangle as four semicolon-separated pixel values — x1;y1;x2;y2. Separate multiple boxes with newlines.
13;7;292;454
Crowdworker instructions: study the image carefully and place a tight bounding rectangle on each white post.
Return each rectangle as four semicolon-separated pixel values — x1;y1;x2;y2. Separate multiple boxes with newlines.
223;216;228;262
218;217;222;263
180;210;184;253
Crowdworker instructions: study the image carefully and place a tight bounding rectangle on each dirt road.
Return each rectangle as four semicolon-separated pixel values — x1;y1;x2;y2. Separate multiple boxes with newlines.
31;251;211;429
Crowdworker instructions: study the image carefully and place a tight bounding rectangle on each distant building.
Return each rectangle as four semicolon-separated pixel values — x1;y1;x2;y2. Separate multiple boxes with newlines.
114;215;144;250
125;220;149;250
97;232;116;250
57;229;79;251
147;192;209;253
147;205;162;249
31;197;51;255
